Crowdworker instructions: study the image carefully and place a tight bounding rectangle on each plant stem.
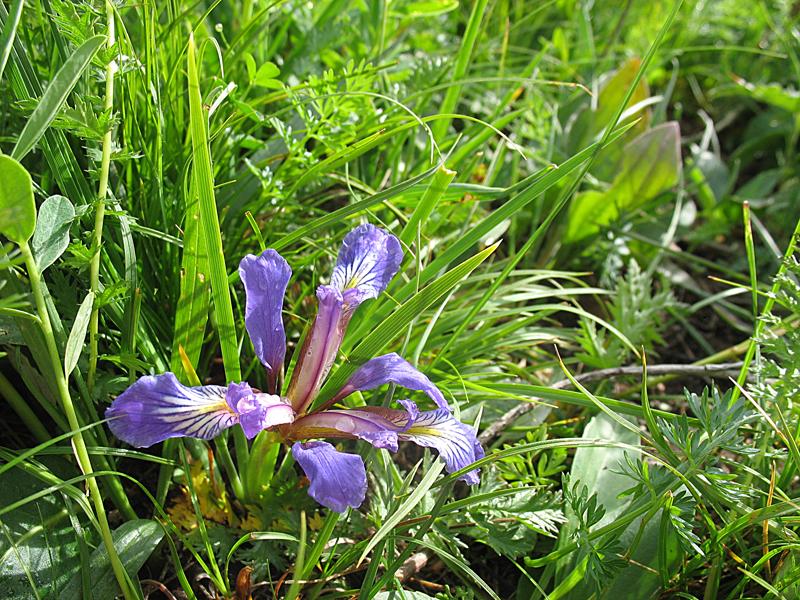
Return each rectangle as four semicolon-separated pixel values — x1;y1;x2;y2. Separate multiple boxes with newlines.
0;370;50;443
730;214;800;405
87;0;117;393
20;240;135;600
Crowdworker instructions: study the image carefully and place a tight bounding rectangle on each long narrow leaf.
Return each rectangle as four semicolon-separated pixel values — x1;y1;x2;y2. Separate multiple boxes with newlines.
64;291;94;378
317;242;498;402
186;34;240;382
358;461;445;566
12;35;105;161
0;0;23;84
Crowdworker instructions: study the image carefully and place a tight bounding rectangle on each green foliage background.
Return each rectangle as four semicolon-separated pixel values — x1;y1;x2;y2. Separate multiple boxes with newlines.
1;0;799;598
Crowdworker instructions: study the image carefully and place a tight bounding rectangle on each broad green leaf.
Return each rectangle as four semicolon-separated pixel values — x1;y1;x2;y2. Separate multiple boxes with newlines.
0;155;35;244
32;195;75;271
565;122;681;242
0;0;23;84
12;35;105;161
0;461;84;599
64;291;94;378
562;189;606;244
61;519;164;599
568;57;651;155
568;413;640;529
555;413;640;599
254;61;281;88
612;121;682;205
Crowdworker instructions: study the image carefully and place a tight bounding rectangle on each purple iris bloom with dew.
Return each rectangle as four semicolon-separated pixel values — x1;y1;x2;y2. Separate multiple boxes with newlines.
106;224;483;512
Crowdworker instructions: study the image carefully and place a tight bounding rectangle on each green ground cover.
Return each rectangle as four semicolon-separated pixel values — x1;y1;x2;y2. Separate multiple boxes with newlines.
1;0;799;598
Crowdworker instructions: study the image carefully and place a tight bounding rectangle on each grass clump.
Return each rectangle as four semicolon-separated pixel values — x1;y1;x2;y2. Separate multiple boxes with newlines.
1;1;799;598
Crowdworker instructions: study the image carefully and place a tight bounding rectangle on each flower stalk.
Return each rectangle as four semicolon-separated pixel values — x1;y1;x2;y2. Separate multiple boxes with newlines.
19;239;135;600
87;0;117;392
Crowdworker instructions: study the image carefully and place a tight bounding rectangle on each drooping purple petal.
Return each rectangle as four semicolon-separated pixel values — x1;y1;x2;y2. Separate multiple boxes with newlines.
106;373;235;447
332;353;449;410
106;374;294;447
292;441;367;512
286;285;346;414
225;382;295;438
396;405;484;485
330;224;403;308
286;401;483;484
239;249;292;391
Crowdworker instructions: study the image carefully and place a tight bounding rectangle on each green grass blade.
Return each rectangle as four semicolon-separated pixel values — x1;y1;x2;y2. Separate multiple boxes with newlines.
169;183;210;381
399;165;456;247
271;161;440;252
0;0;23;84
186;34;240;382
11;35;105;161
358;460;445;566
431;0;490;140
317;242;498;403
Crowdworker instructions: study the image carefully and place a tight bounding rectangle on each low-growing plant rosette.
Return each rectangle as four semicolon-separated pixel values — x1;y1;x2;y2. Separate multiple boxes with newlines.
106;224;483;512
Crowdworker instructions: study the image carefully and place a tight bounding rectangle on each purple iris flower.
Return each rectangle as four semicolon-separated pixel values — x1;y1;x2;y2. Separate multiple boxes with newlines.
105;224;483;512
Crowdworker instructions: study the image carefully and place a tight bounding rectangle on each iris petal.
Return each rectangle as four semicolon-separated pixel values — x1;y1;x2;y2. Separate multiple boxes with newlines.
286;402;483;484
333;352;449;410
286;225;402;413
398;406;484;485
226;382;295;438
330;224;403;308
283;409;401;451
292;441;367;512
106;374;294;447
286;285;346;413
239;249;291;391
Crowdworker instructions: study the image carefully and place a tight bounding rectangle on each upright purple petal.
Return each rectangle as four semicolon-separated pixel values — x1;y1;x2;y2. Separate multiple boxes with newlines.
286;285;346;413
332;353;449;410
330;224;403;308
292;441;367;512
106;374;294;447
239;249;292;391
106;373;235;447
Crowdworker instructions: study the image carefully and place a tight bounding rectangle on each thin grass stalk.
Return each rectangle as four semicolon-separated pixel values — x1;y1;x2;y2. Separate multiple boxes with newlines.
433;0;685;368
431;0;490;140
87;0;117;392
730;214;800;404
187;33;246;497
19;240;135;600
0;370;49;443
